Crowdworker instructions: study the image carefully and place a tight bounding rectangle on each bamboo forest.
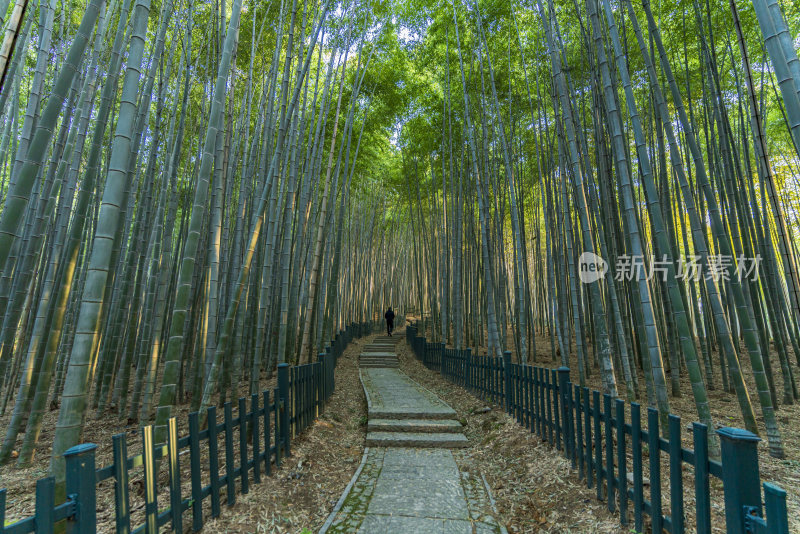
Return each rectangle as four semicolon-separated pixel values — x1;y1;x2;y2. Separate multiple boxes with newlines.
0;0;799;531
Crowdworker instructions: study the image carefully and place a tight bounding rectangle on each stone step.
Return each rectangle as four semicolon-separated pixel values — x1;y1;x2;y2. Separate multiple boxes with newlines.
359;358;398;363
359;363;399;368
360;351;396;356
365;431;469;448
363;344;397;351
368;407;457;420
359;360;398;365
367;418;462;433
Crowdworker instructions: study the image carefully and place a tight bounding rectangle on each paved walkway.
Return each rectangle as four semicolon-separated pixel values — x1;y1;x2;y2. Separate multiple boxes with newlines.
321;336;505;533
362;367;459;421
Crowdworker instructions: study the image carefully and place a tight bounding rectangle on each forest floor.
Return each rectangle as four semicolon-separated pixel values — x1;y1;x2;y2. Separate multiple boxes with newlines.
2;324;798;533
532;333;800;533
202;329;627;533
409;322;800;533
200;335;370;533
395;338;620;533
0;334;371;533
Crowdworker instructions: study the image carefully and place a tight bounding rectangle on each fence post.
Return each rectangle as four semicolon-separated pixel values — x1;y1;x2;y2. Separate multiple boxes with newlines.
465;348;472;391
318;353;327;409
557;367;571;459
330;347;336;391
502;352;512;413
328;351;335;399
64;443;97;533
440;343;446;377
278;363;291;457
762;483;789;534
717;427;761;534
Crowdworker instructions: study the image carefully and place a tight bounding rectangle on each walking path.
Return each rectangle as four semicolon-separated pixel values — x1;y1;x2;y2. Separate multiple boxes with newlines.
320;335;505;534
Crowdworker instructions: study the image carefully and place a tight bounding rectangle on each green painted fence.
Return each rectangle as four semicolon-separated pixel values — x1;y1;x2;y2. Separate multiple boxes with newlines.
407;322;790;534
0;320;379;534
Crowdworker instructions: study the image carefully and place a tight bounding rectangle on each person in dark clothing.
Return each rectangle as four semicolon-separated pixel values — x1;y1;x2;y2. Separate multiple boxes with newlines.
384;307;395;336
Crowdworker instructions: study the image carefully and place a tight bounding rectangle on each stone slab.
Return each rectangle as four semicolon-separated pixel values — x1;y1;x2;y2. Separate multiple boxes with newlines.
367;418;462;433
366;431;469;448
363;345;397;352
355;516;500;534
321;447;505;534
368;449;469;517
361;368;458;420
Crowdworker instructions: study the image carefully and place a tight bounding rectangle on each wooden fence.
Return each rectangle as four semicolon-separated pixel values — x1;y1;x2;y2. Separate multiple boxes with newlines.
0;320;379;534
407;322;790;534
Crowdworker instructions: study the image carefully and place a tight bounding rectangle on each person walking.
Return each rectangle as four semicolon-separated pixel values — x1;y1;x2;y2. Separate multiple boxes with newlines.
384;307;395;336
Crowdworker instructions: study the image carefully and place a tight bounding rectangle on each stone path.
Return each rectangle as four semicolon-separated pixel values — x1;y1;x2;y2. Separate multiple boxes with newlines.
320;336;505;533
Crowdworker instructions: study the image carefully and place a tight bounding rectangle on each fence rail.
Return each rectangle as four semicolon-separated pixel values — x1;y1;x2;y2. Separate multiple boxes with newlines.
0;320;379;534
407;322;790;534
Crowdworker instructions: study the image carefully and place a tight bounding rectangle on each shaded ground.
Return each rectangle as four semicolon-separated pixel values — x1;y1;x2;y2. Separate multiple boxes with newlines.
0;334;370;533
528;332;800;533
4;323;796;533
201;336;369;533
405;321;800;533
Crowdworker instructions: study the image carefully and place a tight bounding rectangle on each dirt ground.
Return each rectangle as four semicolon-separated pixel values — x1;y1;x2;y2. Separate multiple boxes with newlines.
532;334;800;534
2;324;798;533
0;335;371;533
200;336;370;533
195;330;626;533
406;320;800;533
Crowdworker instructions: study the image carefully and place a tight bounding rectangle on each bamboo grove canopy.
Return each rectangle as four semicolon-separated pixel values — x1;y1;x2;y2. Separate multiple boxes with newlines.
0;0;799;485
